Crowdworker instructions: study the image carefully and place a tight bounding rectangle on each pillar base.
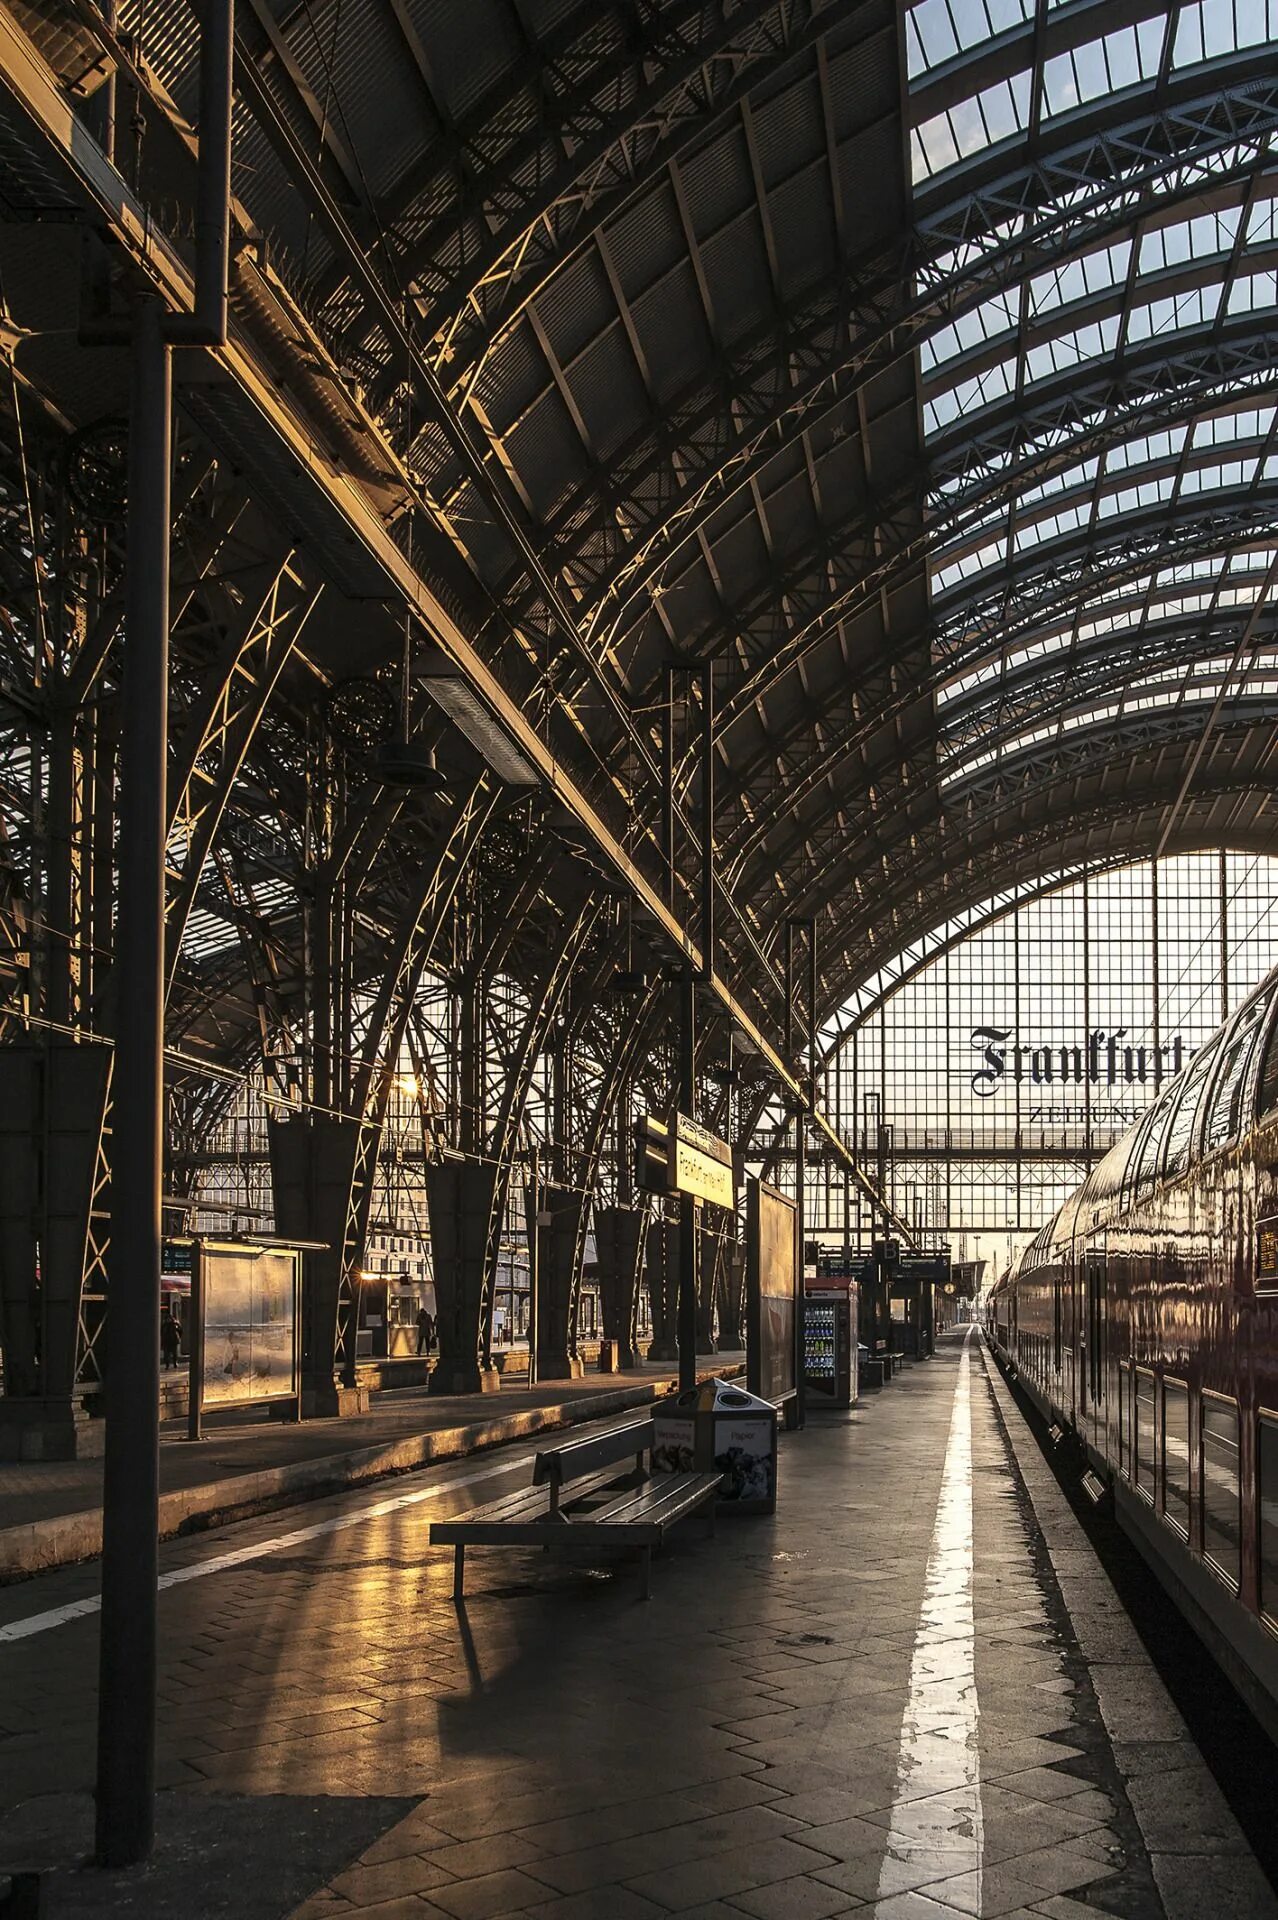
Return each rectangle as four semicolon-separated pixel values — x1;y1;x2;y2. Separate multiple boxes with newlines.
645;1338;678;1362
536;1354;585;1382
598;1342;639;1373
428;1365;501;1397
0;1396;104;1462
301;1381;370;1419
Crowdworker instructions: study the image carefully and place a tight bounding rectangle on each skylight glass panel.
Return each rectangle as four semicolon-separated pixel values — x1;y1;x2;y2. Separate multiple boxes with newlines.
1127;282;1224;340
1025;314;1120;382
1181;455;1260;494
1173;0;1278;68
1139;208;1244;273
1014;500;1091;551
1193;405;1277;448
1042;19;1165;119
906;0;1035;79
934;535;1009;595
1029;241;1131;321
911;70;1032;183
1105;426;1188;472
1096;472;1176;517
921;290;1019;373
1228;270;1278;317
924;355;1016;435
1015;457;1098;510
1248;198;1278;244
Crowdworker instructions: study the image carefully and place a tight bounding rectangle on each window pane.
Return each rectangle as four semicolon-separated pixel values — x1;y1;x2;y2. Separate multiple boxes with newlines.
1163;1380;1190;1536
1136;1369;1156;1498
1260;1417;1278;1623
1118;1364;1128;1475
1163;1041;1220;1181
1202;1396;1241;1586
1204;996;1270;1153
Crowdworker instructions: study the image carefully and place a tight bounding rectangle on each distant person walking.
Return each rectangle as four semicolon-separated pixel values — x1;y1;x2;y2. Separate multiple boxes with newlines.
416;1305;436;1356
161;1307;181;1371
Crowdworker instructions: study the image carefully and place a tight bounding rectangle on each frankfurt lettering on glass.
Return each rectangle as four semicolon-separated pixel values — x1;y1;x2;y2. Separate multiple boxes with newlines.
968;1026;1193;1100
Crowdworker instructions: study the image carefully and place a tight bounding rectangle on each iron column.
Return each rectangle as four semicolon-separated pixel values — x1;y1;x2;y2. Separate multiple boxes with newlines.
95;299;171;1868
678;968;697;1392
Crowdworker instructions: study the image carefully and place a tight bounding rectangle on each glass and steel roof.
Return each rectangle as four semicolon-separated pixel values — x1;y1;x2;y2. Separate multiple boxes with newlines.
8;0;1273;1055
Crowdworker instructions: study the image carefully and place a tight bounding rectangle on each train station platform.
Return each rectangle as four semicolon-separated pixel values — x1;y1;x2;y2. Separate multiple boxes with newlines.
0;1358;742;1579
1;1329;1274;1919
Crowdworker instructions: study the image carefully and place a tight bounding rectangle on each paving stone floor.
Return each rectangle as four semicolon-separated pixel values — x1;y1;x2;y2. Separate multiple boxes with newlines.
1;1330;1273;1917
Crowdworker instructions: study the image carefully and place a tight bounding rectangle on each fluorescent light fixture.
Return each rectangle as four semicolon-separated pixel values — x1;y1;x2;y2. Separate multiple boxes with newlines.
418;668;541;786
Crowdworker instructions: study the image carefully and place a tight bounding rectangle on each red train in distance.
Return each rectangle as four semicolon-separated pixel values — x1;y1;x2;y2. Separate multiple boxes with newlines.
985;962;1278;1737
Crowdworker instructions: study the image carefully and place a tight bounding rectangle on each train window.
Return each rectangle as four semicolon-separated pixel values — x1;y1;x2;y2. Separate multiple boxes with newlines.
1163;1379;1190;1539
1127;1084;1180;1207
1162;1041;1221;1183
1135;1368;1156;1502
1204;998;1269;1155
1118;1362;1129;1478
1260;1414;1278;1627
1202;1392;1241;1590
1258;1005;1278;1119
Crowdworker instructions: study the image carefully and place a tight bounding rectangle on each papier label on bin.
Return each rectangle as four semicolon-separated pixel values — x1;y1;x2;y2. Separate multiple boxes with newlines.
714;1417;774;1504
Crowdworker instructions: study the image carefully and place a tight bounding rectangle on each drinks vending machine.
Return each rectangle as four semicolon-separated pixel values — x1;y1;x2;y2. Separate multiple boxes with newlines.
803;1287;857;1407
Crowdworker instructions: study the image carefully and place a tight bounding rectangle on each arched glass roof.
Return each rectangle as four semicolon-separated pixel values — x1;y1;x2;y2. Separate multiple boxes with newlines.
35;0;1278;1051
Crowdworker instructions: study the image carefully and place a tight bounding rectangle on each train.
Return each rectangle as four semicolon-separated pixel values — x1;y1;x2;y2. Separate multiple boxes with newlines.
984;960;1278;1736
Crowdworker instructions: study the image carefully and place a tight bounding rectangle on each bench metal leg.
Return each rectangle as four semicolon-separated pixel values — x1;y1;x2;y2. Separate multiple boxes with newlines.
640;1546;652;1601
453;1543;465;1603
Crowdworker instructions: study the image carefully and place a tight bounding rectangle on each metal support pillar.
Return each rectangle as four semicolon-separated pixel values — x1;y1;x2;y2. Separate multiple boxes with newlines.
527;1150;539;1388
700;663;714;981
678;968;698;1392
95;298;170;1870
94;1;234;1865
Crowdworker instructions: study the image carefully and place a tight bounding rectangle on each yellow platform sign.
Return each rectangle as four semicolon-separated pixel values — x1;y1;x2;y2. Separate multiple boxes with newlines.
668;1112;735;1209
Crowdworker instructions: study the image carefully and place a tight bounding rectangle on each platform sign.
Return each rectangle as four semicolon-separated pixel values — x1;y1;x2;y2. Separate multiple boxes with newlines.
668;1112;734;1209
746;1178;797;1406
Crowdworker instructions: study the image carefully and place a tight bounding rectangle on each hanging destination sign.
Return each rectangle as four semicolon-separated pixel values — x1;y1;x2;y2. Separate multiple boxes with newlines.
668;1112;735;1209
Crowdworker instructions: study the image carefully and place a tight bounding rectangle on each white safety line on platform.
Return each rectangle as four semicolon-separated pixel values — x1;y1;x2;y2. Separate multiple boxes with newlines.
0;1449;528;1645
877;1327;984;1903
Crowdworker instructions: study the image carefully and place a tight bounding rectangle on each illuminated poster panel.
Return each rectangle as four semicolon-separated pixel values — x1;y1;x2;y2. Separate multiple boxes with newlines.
746;1178;797;1405
199;1243;299;1406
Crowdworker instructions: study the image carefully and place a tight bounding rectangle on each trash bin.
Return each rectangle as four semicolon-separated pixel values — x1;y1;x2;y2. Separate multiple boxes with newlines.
597;1339;619;1373
652;1377;778;1514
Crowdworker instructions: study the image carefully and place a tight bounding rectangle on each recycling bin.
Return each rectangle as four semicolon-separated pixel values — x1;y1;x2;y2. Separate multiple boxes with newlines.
652;1376;778;1513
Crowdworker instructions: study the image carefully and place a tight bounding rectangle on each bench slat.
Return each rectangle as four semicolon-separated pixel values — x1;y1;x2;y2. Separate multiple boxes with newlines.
589;1473;719;1527
533;1417;653;1489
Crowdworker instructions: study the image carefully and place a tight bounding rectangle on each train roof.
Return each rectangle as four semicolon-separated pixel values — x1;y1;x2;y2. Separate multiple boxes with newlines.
1024;959;1278;1260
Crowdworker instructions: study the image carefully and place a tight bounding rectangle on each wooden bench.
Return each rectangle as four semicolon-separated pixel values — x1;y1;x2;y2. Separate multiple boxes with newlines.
430;1416;721;1601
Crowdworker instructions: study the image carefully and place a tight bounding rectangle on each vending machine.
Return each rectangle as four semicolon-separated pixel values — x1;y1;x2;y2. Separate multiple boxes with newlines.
803;1288;857;1407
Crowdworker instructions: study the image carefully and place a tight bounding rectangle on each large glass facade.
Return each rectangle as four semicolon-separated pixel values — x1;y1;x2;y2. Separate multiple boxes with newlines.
815;850;1278;1262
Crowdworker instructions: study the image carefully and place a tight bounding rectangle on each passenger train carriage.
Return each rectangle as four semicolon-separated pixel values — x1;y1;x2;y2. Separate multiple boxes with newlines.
986;964;1278;1734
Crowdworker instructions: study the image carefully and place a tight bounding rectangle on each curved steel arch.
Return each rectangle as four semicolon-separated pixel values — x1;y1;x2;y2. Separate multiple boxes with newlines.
812;776;1278;1027
775;717;1278;963
516;68;1278;632
670;332;1278;791
716;507;1278;879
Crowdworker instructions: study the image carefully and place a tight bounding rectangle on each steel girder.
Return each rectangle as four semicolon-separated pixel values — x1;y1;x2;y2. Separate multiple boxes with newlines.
341;0;856;386
518;69;1278;630
724;497;1278;893
807;751;1278;1019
